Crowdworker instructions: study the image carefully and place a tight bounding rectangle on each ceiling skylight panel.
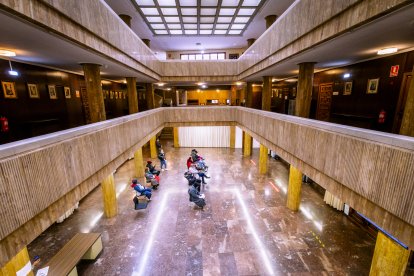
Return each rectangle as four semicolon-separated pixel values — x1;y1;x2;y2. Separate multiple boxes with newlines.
200;17;214;23
234;16;250;23
158;0;176;5
167;24;182;29
151;23;166;29
200;8;216;15
182;17;198;23
231;24;245;29
170;30;183;34
184;24;197;29
237;8;255;15
221;0;240;6
217;17;232;23
242;0;261;6
154;30;168;34
219;8;236;16
200;24;213;29
181;8;197;15
147;17;163;22
228;30;242;34
136;0;155;5
141;8;159;15
214;30;227;34
201;0;218;5
185;30;198;34
161;8;178;15
179;0;197;6
215;23;229;29
200;30;212;34
164;16;180;22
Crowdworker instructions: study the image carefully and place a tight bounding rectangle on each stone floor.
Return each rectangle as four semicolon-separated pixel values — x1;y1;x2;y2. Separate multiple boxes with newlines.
28;141;377;275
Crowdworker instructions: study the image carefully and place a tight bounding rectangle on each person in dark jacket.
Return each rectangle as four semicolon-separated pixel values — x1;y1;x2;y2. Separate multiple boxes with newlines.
156;138;162;153
158;148;168;171
146;160;160;176
188;184;205;209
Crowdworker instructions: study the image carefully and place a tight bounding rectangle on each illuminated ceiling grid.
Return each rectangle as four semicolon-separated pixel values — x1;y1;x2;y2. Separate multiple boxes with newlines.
132;0;266;36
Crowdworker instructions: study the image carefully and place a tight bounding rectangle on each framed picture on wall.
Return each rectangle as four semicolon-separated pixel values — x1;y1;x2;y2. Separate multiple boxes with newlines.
75;90;80;98
27;83;39;98
115;91;118;99
2;81;17;99
64;87;71;99
343;81;352;95
48;85;57;99
366;78;379;94
110;91;114;99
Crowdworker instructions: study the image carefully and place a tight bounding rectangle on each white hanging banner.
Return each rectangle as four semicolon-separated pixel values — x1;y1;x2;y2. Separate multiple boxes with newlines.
178;126;230;147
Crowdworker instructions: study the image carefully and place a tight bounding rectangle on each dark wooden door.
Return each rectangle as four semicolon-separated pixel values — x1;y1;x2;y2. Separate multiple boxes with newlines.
316;83;333;121
392;73;412;133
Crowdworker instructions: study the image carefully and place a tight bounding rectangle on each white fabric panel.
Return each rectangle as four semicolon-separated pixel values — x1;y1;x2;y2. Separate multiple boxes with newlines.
253;138;260;148
178;126;230;147
235;126;243;148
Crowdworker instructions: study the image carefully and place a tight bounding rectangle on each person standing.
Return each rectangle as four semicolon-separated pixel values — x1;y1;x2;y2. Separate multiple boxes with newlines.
158;148;168;171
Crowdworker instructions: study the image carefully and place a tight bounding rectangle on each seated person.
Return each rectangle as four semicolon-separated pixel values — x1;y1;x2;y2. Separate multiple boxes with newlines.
188;183;206;209
131;179;152;201
191;149;200;162
146;160;160;176
145;168;160;190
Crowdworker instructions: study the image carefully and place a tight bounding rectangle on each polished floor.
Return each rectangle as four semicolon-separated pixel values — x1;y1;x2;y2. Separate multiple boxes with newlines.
28;141;376;275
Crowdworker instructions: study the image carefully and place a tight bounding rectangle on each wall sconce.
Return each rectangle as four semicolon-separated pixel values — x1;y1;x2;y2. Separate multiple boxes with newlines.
8;60;18;76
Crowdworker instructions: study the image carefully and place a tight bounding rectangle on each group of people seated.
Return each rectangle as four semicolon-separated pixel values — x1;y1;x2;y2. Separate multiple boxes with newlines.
130;137;166;207
186;149;208;209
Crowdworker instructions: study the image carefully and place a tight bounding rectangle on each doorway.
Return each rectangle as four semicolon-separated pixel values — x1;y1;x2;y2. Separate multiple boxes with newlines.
392;72;412;133
316;83;333;121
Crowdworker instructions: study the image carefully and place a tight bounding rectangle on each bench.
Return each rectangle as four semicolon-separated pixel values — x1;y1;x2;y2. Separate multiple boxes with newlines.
43;233;102;276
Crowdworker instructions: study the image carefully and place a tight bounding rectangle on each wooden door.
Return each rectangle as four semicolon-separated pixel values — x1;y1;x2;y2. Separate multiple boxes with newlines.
316;83;333;121
392;73;412;133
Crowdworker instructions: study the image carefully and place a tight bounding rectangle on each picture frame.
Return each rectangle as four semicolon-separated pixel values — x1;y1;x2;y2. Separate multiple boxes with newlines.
115;91;119;99
27;83;39;99
344;81;352;95
110;91;114;99
64;87;71;99
48;85;57;99
75;90;80;98
367;78;379;94
2;81;17;99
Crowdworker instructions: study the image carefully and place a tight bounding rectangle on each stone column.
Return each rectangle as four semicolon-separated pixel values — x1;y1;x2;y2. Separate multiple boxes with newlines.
150;136;157;158
262;76;272;111
145;83;155;110
0;247;33;276
400;66;414;136
173;127;179;148
134;147;145;178
265;15;277;29
82;63;106;123
119;14;131;27
295;62;316;118
259;144;268;174
286;165;302;211
230;126;236;148
246;82;253;108
101;173;117;218
243;132;252;156
247;38;256;48
142;39;151;48
369;232;410;275
127;77;139;114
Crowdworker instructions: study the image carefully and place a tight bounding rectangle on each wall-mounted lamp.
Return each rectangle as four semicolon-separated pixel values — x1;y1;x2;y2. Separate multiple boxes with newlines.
343;73;350;79
8;60;18;76
377;47;398;55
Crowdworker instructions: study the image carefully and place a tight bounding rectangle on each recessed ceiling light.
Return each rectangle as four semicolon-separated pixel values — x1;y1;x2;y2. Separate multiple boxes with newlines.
236;82;242;86
377;47;398;55
343;73;351;78
157;83;166;86
197;82;205;86
0;50;16;57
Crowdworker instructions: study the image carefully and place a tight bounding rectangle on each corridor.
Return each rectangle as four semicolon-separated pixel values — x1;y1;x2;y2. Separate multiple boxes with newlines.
28;142;375;275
